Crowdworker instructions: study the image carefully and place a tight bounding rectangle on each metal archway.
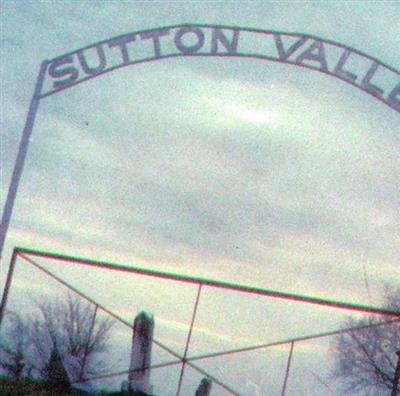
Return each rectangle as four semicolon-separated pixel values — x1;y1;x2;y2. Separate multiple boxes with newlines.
1;23;399;260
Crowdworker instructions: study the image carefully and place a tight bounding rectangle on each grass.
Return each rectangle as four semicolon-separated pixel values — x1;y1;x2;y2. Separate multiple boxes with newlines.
0;376;156;395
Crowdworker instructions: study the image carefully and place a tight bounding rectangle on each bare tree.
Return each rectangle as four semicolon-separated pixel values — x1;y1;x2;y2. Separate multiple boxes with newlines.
331;287;400;395
0;294;115;384
0;310;32;380
29;294;115;382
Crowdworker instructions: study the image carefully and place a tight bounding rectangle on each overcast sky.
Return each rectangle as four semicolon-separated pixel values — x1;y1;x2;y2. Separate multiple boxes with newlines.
1;2;399;394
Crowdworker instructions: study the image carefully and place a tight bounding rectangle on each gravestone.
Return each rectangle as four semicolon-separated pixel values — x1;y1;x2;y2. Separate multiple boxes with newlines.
195;377;212;396
127;311;154;394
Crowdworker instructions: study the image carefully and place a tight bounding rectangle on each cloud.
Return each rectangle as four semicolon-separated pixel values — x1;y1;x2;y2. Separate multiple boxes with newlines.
2;55;396;305
1;2;399;337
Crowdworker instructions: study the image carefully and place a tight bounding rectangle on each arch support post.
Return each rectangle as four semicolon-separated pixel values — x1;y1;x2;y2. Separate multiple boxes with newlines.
0;61;47;261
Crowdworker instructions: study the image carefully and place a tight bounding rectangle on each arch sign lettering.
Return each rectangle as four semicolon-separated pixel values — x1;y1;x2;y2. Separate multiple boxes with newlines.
1;24;399;259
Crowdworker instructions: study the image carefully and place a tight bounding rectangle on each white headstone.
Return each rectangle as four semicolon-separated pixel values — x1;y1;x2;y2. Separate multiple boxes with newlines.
128;311;154;394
